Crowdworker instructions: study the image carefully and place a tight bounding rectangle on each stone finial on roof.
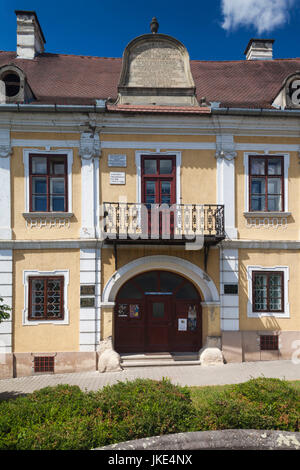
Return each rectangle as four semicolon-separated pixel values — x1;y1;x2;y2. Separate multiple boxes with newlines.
150;17;159;34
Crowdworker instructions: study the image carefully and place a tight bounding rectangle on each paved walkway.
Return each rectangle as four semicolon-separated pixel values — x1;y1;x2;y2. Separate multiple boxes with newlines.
0;360;299;399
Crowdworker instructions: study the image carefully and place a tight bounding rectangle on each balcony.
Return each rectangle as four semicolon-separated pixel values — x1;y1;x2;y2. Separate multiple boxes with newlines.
102;202;225;247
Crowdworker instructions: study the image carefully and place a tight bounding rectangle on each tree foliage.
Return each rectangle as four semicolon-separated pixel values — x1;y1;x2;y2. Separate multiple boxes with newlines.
0;297;10;323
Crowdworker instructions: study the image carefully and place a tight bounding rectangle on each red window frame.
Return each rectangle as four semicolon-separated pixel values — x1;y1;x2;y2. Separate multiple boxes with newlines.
141;155;176;205
29;154;68;212
249;155;284;212
28;276;64;321
252;271;284;313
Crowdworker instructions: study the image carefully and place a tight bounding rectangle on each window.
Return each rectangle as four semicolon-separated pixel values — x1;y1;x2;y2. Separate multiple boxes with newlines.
142;155;176;207
34;356;55;373
249;156;284;212
252;271;283;313
2;72;20;97
260;335;279;351
29;154;68;212
28;276;64;321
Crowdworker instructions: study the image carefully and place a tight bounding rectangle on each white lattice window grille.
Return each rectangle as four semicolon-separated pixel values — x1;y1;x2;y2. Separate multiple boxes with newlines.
22;269;69;325
247;265;289;318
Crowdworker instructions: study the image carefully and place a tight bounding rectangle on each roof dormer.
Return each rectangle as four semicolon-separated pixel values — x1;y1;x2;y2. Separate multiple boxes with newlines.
272;72;300;109
0;64;35;104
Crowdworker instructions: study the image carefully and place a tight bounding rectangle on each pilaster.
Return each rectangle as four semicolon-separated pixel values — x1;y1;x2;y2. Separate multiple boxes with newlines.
79;248;101;351
220;248;239;331
0;130;12;240
79;132;101;239
216;134;237;239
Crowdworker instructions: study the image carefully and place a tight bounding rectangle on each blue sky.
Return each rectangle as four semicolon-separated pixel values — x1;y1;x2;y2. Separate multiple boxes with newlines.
0;0;300;60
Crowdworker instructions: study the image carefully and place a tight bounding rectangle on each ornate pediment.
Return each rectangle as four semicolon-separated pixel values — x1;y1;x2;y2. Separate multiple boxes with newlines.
117;33;198;106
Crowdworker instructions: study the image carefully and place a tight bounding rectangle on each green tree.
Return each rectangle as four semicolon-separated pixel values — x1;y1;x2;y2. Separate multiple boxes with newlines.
0;297;11;323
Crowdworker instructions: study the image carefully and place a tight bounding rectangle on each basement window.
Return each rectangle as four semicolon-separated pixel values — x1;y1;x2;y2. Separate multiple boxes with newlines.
260;335;279;351
34;356;55;373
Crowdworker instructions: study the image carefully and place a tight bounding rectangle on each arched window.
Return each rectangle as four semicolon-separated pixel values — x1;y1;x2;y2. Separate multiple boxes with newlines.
116;270;200;300
0;65;34;103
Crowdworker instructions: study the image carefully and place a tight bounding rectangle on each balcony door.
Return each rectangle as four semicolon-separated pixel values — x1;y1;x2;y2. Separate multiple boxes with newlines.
141;156;176;237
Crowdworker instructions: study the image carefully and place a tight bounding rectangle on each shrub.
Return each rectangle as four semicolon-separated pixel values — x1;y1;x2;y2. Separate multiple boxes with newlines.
191;377;300;432
0;377;298;450
0;379;196;450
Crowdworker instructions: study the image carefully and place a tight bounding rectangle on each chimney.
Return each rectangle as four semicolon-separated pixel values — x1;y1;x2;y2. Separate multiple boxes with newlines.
15;11;46;59
244;38;274;60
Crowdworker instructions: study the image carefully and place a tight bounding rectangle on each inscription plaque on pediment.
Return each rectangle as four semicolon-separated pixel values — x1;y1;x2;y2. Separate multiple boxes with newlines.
118;34;198;106
127;41;187;88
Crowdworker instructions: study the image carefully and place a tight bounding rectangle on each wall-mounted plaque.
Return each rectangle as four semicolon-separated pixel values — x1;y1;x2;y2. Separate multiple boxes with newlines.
108;154;127;167
110;172;126;185
80;297;95;308
80;285;95;296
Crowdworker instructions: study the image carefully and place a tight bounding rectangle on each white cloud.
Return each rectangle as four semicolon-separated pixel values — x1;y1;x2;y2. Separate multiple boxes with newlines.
221;0;295;34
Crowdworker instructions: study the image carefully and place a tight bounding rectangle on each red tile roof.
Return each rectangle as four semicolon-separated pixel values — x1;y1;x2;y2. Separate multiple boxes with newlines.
1;51;300;110
107;104;211;114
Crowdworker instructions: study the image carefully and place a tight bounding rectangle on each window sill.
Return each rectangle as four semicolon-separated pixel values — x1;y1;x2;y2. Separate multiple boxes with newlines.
244;212;291;218
23;212;74;229
23;212;74;220
248;312;290;319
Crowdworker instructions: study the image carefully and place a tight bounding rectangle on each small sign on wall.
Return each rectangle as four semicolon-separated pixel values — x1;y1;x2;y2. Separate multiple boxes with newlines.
108;154;127;167
178;318;187;331
110;172;126;185
80;297;95;308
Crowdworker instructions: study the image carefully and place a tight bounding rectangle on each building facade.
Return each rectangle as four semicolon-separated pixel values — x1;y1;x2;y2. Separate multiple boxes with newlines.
0;11;300;377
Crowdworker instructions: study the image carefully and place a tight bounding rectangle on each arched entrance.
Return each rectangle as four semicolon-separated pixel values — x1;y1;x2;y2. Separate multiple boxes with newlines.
115;270;202;353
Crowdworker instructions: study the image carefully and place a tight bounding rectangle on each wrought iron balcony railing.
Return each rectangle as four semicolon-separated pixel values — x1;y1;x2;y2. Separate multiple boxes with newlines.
102;202;225;244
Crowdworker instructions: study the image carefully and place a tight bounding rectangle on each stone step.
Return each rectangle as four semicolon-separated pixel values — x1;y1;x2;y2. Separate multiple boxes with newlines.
120;352;200;368
121;360;201;368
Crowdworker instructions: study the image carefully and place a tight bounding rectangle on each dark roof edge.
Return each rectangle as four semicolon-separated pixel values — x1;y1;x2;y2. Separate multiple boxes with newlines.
1;103;300;118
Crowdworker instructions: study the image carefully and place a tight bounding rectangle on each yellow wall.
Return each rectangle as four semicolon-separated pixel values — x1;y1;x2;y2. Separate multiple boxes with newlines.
100;134;217;206
11;132;81;240
13;249;80;353
239;249;300;331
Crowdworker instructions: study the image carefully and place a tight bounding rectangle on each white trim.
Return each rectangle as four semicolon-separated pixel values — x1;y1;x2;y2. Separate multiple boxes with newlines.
216;135;237;239
237;143;299;152
135;151;181;205
0;248;12;352
246;265;290;318
22;269;70;325
23;148;73;213
105;141;215;150
243;152;290;213
102;255;220;304
13;139;79;148
79;248;101;351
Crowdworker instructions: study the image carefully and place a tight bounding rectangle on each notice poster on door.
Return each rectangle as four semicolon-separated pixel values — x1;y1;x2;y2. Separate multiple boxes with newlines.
188;305;197;331
118;304;128;317
130;304;140;319
178;318;187;331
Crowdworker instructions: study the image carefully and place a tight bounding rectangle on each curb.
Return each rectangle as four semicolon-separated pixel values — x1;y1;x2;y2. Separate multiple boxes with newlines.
95;430;300;450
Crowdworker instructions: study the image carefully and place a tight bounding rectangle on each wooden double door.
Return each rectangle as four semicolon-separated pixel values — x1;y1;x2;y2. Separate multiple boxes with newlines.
114;271;202;353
